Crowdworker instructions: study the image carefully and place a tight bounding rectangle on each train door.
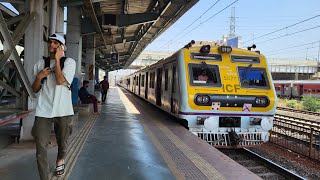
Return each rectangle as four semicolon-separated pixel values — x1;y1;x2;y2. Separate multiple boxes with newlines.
138;74;141;95
133;76;136;93
145;72;149;99
171;65;176;113
299;85;304;96
156;68;162;106
281;84;285;95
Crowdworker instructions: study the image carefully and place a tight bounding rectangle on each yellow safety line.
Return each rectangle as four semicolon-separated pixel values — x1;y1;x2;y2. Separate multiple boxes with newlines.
49;114;98;180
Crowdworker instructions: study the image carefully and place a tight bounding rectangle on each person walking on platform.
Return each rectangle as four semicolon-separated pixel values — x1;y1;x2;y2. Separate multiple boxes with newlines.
99;76;109;103
79;80;99;113
31;33;76;179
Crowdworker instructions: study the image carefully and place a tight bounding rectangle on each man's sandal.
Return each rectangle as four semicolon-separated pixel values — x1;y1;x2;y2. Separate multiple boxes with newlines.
55;164;65;176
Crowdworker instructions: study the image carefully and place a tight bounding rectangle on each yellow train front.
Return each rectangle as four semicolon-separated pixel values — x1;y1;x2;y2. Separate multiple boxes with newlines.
120;42;277;148
178;43;277;148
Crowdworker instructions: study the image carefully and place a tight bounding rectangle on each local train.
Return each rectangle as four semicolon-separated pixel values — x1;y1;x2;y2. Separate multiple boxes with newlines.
119;41;277;147
274;80;320;98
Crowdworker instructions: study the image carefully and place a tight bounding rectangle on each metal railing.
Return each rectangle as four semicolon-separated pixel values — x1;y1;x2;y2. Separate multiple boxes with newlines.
270;117;320;162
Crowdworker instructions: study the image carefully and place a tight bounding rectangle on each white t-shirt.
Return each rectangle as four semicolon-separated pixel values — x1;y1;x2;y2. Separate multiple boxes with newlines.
33;57;76;118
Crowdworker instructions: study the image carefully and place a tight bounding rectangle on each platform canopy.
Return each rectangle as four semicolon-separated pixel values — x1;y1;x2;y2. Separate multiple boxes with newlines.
61;0;198;71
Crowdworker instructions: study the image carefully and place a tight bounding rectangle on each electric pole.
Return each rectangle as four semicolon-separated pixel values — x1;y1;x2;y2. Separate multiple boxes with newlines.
229;7;236;38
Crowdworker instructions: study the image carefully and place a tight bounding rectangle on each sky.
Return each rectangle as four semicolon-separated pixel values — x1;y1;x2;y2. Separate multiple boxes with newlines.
145;0;320;62
2;1;320;63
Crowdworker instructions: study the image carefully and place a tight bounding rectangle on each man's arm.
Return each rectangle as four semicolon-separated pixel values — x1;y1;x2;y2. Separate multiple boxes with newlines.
82;88;93;98
54;46;66;85
99;81;103;91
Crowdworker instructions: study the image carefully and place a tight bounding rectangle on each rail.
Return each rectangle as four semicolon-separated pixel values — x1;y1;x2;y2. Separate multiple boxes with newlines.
276;106;320;116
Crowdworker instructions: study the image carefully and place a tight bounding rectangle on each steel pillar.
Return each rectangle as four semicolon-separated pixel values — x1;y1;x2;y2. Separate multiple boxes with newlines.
85;35;95;94
22;0;44;140
66;6;82;77
49;0;58;35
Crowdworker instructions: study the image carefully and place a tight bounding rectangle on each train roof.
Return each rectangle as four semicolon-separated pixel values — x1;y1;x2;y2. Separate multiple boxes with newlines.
273;80;320;84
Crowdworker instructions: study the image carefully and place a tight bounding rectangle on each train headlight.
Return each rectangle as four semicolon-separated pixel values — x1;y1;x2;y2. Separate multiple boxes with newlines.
255;97;269;105
218;46;232;53
204;116;219;131
200;45;211;54
261;117;273;131
195;95;210;104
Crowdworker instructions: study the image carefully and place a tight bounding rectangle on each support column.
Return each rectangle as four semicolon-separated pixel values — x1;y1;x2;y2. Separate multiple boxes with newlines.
49;0;58;35
22;0;44;140
85;35;95;94
55;1;64;34
95;67;99;83
66;6;82;79
66;6;82;104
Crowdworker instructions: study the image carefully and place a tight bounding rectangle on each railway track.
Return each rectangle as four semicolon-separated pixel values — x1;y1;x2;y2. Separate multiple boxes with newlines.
276;107;320;116
219;148;305;180
274;114;320;129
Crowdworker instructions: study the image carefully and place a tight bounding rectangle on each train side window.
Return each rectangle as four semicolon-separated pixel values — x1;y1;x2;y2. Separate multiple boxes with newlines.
188;64;221;87
275;87;280;91
238;67;269;89
304;89;308;92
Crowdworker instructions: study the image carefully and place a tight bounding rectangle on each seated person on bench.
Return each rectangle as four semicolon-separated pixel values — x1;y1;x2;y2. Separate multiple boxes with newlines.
79;80;98;113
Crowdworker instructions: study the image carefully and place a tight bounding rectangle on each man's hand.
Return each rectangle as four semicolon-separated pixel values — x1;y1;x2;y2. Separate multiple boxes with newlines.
55;45;64;61
37;67;50;80
54;45;66;85
32;67;50;93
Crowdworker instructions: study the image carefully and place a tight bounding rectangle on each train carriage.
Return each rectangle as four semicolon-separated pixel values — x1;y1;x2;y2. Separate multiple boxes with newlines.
274;80;320;98
120;42;277;147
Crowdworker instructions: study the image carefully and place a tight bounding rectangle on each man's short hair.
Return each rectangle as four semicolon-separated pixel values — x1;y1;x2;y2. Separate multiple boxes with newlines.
104;76;107;79
83;80;89;85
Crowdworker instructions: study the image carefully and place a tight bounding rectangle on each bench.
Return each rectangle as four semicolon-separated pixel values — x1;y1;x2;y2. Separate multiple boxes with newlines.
0;109;32;126
0;109;33;144
73;104;93;116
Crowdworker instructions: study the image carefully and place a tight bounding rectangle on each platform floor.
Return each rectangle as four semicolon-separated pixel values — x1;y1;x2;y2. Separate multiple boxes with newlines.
0;87;260;180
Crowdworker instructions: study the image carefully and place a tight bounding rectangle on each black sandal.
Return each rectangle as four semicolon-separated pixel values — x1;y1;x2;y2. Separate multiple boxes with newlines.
55;164;65;176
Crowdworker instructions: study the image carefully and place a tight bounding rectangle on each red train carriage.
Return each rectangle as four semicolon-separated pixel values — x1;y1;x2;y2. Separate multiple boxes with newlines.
273;80;320;98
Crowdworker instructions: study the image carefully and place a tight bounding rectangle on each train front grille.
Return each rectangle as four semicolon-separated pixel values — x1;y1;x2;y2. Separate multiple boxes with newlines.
196;132;264;147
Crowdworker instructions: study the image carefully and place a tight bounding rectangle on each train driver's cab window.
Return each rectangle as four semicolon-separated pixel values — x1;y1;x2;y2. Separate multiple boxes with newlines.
238;67;269;89
189;64;221;86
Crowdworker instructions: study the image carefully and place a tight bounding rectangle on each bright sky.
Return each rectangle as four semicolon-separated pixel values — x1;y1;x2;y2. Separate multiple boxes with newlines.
145;0;320;62
2;1;320;62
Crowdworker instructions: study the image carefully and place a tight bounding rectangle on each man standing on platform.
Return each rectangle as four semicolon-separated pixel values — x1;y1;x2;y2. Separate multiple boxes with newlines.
31;34;76;179
99;76;109;104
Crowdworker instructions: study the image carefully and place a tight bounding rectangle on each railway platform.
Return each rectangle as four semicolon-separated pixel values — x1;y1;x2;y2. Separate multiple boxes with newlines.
0;87;260;180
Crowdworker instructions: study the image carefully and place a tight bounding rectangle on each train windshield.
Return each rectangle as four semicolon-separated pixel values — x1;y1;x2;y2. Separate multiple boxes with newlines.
188;63;221;86
238;67;269;89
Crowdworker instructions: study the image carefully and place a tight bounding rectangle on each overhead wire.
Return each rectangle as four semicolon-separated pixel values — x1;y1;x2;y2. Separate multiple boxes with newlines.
264;40;320;54
242;14;320;44
254;25;320;44
266;46;318;56
165;0;239;48
157;0;222;49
